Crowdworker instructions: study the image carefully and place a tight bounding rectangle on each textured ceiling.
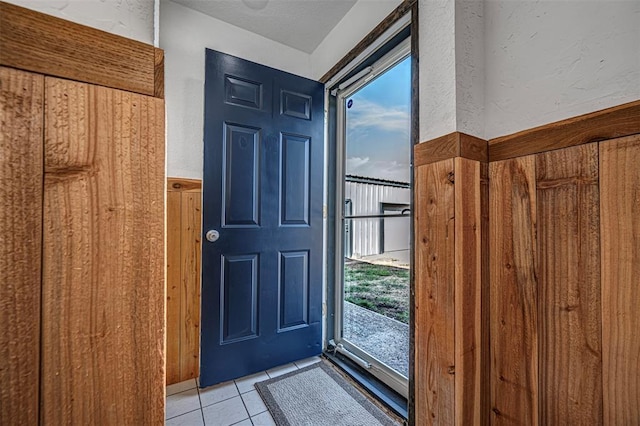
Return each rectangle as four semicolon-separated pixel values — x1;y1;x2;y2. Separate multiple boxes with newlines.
170;0;358;53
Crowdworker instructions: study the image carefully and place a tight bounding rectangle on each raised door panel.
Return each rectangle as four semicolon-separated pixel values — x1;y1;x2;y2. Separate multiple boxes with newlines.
222;123;261;228
42;77;165;424
278;250;310;331
220;254;259;344
0;66;44;426
280;134;310;226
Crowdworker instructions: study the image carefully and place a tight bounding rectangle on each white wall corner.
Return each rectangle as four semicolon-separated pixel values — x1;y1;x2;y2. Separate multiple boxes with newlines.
310;0;403;81
154;0;160;48
455;0;485;139
418;0;457;142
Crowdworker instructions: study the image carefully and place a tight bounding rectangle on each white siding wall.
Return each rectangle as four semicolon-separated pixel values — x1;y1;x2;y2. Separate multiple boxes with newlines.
344;181;410;257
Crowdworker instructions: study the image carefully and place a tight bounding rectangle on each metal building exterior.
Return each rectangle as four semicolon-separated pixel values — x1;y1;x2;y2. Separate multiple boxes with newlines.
344;175;410;262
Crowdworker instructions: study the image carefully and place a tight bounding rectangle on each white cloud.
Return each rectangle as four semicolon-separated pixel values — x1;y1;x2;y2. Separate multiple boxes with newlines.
347;98;410;134
346;157;410;183
346;156;370;170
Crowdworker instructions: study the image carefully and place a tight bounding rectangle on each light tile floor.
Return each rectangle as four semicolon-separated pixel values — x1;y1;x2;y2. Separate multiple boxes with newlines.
166;356;321;426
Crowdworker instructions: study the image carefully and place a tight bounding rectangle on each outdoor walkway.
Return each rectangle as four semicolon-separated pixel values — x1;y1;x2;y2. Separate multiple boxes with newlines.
343;302;409;378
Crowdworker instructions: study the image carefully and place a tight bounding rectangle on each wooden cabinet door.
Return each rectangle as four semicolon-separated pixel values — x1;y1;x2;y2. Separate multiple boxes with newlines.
0;66;44;426
42;77;165;424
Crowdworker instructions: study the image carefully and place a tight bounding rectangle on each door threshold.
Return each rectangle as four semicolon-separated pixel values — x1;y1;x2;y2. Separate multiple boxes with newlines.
323;351;408;421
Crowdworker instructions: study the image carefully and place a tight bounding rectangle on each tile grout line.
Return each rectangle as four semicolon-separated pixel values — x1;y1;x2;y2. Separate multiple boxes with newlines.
200;388;243;410
229;418;253;426
167;362;315;425
166;407;203;422
195;379;206;425
165;380;201;421
236;381;252;424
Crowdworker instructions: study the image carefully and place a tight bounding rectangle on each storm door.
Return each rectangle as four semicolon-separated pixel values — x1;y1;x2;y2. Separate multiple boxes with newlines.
334;41;412;396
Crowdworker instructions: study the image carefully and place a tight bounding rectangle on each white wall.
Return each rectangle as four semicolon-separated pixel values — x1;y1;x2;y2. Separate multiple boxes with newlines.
4;0;155;44
161;0;313;179
419;0;457;141
418;0;485;142
310;0;402;80
419;0;639;142
484;0;640;139
455;0;484;138
162;0;403;179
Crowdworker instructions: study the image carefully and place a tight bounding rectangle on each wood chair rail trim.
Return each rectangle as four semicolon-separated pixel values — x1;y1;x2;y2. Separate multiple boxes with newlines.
414;132;488;166
488;100;640;161
0;1;164;99
415;100;640;165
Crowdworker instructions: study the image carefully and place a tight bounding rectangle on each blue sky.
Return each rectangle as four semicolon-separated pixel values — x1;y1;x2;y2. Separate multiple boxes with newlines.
345;56;411;183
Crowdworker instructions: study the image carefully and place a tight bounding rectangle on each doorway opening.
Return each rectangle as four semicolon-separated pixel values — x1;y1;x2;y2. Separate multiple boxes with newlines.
331;39;412;398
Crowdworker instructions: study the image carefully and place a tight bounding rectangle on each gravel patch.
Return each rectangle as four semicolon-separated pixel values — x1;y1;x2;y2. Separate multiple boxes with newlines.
343;302;409;377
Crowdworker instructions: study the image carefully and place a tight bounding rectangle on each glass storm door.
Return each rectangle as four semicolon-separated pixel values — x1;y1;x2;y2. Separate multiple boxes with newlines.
335;41;412;396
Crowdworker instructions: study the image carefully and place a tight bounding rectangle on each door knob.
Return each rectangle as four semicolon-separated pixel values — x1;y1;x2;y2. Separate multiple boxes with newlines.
205;230;220;242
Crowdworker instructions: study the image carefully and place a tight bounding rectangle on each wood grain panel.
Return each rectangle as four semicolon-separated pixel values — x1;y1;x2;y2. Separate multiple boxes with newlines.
414;160;455;425
180;191;202;380
0;66;43;426
415;133;459;166
166;191;182;385
415;132;487;167
168;177;203;192
42;77;165;424
459;133;489;164
453;158;481;425
0;1;156;97
480;162;490;426
489;156;538;425
600;134;640;425
166;180;202;385
536;144;602;424
154;48;165;99
489;100;640;161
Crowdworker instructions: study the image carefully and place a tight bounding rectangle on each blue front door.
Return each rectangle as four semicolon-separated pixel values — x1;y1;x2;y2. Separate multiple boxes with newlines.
200;49;324;386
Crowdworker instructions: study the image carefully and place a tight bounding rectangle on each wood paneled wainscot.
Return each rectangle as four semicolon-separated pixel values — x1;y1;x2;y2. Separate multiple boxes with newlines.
487;107;640;425
42;77;165;424
1;3;166;423
0;66;44;426
600;135;640;425
167;178;202;385
414;102;639;425
414;134;485;426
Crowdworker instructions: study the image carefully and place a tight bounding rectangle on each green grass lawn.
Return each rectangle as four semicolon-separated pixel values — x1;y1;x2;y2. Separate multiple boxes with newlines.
344;260;410;323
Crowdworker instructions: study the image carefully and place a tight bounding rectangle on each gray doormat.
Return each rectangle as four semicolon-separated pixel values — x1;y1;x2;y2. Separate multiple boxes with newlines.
255;361;401;426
